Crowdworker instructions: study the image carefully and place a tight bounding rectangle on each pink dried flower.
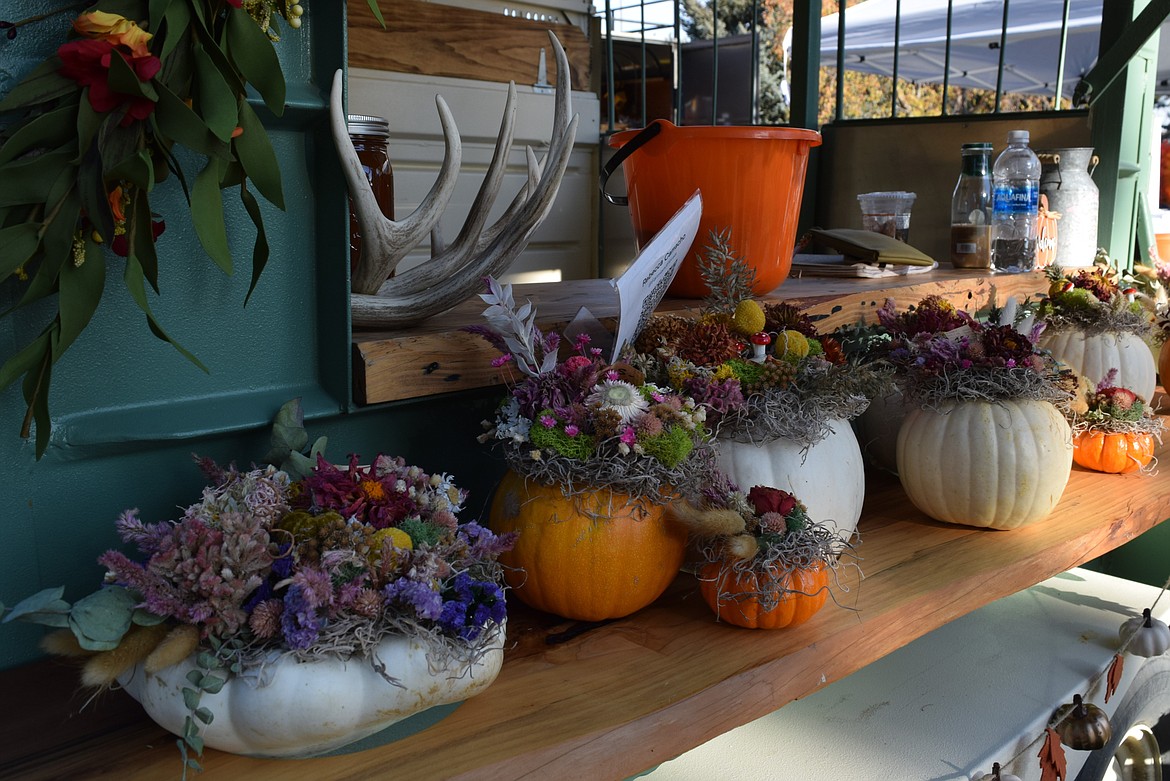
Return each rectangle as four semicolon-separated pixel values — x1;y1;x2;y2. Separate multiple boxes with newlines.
620;426;637;445
490;353;513;368
758;511;788;534
249;599;284;639
540;414;557;428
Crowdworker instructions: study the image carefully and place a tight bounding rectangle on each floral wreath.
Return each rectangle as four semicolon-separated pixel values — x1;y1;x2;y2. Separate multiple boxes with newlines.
0;0;382;457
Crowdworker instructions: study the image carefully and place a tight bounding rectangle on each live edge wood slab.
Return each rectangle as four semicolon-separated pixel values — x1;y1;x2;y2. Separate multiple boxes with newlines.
4;415;1168;780
352;268;1052;405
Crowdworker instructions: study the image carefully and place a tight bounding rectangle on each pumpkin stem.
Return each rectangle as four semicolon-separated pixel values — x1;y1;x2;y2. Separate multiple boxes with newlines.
991;761;1002;780
1142;607;1153;627
1071;693;1086;718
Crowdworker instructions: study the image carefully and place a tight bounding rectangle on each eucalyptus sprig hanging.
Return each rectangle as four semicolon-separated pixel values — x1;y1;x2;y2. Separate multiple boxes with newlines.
0;0;383;458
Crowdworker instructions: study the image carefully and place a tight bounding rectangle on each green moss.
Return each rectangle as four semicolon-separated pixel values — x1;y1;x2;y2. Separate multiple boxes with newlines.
727;358;765;384
641;425;694;468
785;505;810;532
398;519;443;547
806;339;824;357
530;424;597;460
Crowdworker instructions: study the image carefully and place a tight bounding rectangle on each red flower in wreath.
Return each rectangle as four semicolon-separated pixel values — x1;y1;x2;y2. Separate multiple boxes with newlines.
57;12;161;126
111;219;167;257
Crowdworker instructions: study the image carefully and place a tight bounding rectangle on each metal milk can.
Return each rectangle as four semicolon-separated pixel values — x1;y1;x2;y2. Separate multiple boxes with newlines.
1038;148;1099;268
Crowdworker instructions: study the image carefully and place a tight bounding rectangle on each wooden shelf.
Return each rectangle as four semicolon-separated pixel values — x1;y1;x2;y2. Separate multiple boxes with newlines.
5;423;1168;780
352;269;1051;405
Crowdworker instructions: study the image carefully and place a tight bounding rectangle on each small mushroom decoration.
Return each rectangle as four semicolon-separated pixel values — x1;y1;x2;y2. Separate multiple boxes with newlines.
749;332;771;363
1122;286;1138;304
1054;694;1111;751
1119;608;1170;658
975;761;1023;781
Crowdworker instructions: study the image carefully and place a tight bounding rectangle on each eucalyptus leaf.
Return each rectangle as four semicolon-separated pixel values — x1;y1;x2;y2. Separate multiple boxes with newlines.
196;651;217;669
191;160;233;274
0;224;42;281
0;59;75;111
193;44;238;142
233;101;284;209
123;257;210;373
106;150;155;192
23;335;54;458
1;586;67;623
194;707;214;725
186;734;204;756
38;182;82;295
310;436;328;458
106;48;159;101
284;450;315;480
78;145;115;244
200;674;226;694
263;398;309;464
0;151;76;207
131;608;168;626
0;105;80;167
129;189;160;292
56;231;106;357
186;671;204;686
237;182;269;304
154;83;228;160
68;586;138;651
0;332;51;394
226;10;285;115
183;687;201;711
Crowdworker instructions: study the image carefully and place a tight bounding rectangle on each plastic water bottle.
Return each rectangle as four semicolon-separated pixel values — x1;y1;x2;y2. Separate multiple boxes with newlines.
991;130;1042;273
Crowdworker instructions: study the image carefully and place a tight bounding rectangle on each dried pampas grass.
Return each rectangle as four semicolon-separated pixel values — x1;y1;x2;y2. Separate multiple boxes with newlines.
81;623;170;688
669;502;746;537
145;624;200;674
40;629;95;657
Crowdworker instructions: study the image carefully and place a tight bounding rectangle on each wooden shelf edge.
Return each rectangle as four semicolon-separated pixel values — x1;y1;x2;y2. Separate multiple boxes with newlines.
352;270;1051;405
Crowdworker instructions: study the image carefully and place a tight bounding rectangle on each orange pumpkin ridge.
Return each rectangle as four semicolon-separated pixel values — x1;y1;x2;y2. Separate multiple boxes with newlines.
488;470;687;621
698;560;829;630
1072;430;1155;474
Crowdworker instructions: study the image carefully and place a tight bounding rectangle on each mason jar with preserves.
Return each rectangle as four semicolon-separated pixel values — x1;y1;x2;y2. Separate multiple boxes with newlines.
347;114;394;277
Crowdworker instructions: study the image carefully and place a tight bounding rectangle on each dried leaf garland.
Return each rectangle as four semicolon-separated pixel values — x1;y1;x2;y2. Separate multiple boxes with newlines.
1038;727;1067;781
1104;653;1124;703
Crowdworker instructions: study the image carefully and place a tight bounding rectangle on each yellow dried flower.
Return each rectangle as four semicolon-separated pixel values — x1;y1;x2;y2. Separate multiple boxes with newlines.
775;330;810;359
731;299;766;336
368;526;413;566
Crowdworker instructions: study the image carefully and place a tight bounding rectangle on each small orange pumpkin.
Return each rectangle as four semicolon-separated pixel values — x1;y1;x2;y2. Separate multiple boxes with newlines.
488;470;686;621
1072;430;1155;473
698;561;829;629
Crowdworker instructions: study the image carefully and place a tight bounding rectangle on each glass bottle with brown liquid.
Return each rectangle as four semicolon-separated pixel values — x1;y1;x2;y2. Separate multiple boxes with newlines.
950;142;993;269
347;114;394;277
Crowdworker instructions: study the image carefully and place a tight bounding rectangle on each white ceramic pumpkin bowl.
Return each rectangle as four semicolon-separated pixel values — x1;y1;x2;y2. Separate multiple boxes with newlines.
716;418;865;541
896;399;1072;530
1041;328;1156;402
117;622;506;758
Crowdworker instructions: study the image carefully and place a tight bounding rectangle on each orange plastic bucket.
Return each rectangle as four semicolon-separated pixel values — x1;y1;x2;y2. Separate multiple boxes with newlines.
604;120;821;298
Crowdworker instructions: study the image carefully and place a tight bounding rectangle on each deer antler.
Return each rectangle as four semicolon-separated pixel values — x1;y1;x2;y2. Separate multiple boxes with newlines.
329;73;462;296
334;30;579;328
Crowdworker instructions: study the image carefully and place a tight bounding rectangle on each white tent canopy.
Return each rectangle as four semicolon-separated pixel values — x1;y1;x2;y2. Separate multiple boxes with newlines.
818;0;1168;100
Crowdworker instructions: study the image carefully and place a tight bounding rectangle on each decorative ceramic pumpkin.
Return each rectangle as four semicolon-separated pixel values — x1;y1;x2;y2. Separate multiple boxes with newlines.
716;418;865;540
1055;694;1111;751
698;561;828;629
1072;429;1155;473
488;470;686;621
896;399;1072;530
117;624;505;757
1041;329;1157;403
1119;608;1170;658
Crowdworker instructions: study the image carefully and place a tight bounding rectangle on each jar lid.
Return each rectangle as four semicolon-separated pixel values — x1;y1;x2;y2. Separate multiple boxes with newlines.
347;114;390;137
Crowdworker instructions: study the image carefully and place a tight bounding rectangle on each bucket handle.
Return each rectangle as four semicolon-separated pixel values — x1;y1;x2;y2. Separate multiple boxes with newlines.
599;121;663;206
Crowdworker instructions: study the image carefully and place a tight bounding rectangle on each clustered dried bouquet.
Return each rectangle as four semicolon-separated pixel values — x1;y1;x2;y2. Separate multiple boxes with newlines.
1065;369;1163;475
3;423;513;765
628;231;874;447
673;475;852;629
469;277;716;500
889;316;1075;409
1040;266;1153;337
